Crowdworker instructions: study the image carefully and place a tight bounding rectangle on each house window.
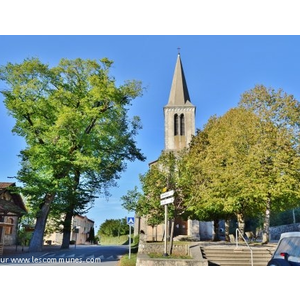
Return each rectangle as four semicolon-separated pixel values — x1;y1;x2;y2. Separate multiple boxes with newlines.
174;114;179;136
5;218;13;235
180;114;185;136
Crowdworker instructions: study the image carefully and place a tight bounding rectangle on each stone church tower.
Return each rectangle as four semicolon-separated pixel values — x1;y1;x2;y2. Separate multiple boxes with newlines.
135;53;213;241
164;54;196;151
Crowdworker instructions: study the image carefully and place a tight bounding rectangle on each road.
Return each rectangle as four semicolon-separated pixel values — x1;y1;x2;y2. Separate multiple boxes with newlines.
0;244;129;266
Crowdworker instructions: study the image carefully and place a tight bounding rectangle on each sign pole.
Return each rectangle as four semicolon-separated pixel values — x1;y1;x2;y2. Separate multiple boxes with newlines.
160;190;174;257
163;203;168;256
127;216;134;259
129;223;131;259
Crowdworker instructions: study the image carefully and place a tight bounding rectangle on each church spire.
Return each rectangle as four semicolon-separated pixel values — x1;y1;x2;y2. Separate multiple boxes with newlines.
164;53;196;152
166;53;192;107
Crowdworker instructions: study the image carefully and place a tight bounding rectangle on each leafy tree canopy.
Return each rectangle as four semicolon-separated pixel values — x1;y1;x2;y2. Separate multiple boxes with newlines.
98;218;128;237
0;57;146;251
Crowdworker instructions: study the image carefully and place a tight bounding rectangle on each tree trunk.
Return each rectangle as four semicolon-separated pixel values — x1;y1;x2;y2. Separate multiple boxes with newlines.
225;219;230;242
213;218;220;241
169;218;175;255
237;213;245;241
29;193;55;252
61;170;80;249
262;197;271;244
151;225;155;241
61;210;73;249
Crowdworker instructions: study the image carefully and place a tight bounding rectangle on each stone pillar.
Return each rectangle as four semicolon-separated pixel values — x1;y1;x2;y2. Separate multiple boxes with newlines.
199;221;213;240
187;219;200;240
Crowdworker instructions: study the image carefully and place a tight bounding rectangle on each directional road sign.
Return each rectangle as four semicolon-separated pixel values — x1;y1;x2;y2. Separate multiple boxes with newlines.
160;190;174;199
127;216;135;225
160;197;174;206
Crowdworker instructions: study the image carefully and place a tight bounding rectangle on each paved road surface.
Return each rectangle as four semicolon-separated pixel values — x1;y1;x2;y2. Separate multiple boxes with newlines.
1;244;129;266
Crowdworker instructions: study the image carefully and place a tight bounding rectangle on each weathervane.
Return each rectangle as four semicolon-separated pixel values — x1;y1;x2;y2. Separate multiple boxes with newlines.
177;47;181;55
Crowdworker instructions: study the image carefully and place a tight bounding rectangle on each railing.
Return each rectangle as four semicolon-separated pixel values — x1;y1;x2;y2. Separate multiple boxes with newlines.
235;228;253;266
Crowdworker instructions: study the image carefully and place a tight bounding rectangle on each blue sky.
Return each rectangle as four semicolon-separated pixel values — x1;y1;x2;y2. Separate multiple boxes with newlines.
2;35;300;229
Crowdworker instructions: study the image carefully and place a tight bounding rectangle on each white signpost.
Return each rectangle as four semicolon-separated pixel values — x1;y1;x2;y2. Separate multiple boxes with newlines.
160;197;174;206
160;190;174;256
127;217;135;259
160;190;174;199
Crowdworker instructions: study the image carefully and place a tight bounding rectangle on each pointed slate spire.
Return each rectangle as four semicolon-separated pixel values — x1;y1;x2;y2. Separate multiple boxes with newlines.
164;53;196;152
166;54;193;107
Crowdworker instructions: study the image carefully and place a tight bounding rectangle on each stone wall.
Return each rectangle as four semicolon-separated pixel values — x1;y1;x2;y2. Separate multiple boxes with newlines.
138;234;189;255
136;235;208;266
136;253;208;266
270;223;300;240
3;216;18;246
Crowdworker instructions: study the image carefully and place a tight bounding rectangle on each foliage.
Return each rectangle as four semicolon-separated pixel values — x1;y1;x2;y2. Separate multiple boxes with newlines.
135;85;300;244
97;233;137;247
238;85;300;242
270;207;300;226
87;227;95;243
137;162;165;227
182;105;300;241
16;205;35;246
0;57;145;251
99;234;128;245
121;186;142;213
137;151;188;227
98;218;129;237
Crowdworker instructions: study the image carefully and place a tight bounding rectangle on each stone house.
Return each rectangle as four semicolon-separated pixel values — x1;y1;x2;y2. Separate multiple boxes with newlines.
44;214;94;245
0;182;27;255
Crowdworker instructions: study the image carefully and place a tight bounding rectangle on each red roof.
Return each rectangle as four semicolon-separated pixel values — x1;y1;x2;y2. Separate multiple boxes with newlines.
0;182;15;189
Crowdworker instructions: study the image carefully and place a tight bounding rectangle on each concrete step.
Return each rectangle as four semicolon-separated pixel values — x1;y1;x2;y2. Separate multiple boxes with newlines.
204;248;272;254
204;252;272;258
201;246;274;266
208;262;268;266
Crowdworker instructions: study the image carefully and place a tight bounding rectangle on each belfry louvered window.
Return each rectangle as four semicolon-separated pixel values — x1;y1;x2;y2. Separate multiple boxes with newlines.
180;114;185;135
174;114;179;136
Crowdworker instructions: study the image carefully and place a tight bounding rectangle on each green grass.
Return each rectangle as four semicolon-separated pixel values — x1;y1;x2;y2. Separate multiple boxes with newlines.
99;235;128;245
99;234;139;246
119;253;138;266
118;243;139;266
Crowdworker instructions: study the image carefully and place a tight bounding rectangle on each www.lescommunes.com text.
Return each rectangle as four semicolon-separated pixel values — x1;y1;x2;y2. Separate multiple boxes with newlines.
0;256;101;264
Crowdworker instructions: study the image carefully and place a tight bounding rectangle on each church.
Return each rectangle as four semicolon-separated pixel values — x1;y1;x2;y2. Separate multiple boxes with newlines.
134;53;213;241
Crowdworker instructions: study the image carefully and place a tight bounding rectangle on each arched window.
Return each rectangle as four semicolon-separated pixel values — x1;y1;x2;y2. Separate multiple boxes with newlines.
174;114;179;136
180;114;185;136
5;218;13;235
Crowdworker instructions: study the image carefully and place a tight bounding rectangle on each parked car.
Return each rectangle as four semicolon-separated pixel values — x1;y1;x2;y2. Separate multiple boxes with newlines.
267;232;300;266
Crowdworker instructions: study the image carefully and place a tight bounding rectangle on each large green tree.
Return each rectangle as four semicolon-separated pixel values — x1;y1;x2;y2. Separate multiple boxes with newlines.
137;151;189;248
238;85;300;242
137;157;166;238
182;118;231;241
183;110;263;240
0;57;145;251
184;102;300;243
